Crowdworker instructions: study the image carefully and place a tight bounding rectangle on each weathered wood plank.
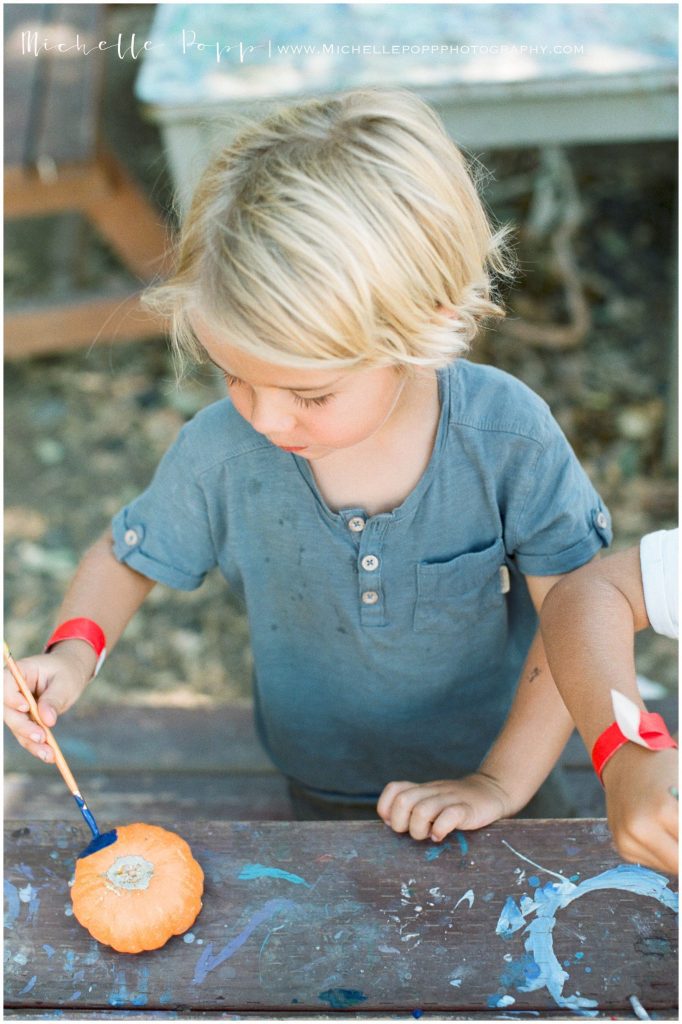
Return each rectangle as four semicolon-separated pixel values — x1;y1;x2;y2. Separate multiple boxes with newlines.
4;770;293;822
4;4;102;168
4;819;677;1016
6;1011;677;1021
4;705;274;774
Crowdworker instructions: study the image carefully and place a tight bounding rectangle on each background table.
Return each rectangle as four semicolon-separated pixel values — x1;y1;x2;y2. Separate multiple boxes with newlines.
5;818;678;1018
135;3;678;209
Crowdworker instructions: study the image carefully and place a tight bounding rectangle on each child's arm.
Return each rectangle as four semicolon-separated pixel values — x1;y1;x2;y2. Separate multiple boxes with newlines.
540;546;678;874
377;572;577;839
3;530;155;763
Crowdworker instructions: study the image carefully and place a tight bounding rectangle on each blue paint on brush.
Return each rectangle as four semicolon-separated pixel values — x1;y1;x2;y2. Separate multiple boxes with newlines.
73;796;117;859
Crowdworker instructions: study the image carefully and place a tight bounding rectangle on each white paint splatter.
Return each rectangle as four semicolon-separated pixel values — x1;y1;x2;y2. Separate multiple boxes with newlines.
449;978;462;988
183;933;195;944
64;905;73;917
401;933;420;942
13;953;28;965
378;945;400;954
18;885;34;903
501;839;569;883
454;888;475;910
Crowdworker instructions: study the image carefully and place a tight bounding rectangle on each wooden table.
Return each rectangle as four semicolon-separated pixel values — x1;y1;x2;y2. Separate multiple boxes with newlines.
5;819;678;1019
135;3;678;210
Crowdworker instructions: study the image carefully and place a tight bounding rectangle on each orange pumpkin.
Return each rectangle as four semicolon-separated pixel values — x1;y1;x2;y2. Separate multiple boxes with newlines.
71;822;204;953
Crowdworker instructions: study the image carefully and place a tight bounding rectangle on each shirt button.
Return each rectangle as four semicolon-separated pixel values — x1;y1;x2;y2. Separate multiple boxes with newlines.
596;511;608;529
124;529;139;546
348;516;366;533
361;590;379;605
361;554;380;572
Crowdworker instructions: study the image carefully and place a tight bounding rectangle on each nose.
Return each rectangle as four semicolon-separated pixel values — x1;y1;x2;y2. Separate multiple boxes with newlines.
248;389;296;436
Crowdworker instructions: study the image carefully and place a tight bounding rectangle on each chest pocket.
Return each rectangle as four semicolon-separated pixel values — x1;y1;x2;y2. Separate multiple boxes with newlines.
414;538;509;663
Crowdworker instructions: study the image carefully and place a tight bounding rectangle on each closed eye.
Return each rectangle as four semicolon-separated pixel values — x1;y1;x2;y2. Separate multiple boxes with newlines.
225;373;333;408
292;392;333;408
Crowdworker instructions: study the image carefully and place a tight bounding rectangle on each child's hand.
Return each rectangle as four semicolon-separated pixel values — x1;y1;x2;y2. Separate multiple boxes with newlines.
377;773;514;842
3;648;92;763
602;745;678;875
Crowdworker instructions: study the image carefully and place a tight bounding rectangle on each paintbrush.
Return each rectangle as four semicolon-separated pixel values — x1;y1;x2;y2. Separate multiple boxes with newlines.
3;641;118;858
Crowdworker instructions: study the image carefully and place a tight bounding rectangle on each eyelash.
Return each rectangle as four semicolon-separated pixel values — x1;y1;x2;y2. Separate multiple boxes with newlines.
224;374;333;409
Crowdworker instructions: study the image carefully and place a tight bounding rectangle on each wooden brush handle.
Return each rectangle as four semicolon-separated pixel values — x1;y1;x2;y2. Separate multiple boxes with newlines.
3;642;81;796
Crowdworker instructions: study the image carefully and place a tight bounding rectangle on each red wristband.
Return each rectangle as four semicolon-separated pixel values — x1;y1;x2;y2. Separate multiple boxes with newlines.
592;713;677;784
45;618;107;677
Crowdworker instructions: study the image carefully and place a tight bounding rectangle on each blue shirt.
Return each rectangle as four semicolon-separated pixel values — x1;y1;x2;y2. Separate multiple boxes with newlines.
112;360;612;799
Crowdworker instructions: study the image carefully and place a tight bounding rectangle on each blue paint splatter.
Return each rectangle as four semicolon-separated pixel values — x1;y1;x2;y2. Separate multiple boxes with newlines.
527;875;540;887
19;976;37;995
494;863;677;1016
238;864;312;887
319;988;368;1009
425;841;452;860
575;952;584;960
500;953;541;989
43;944;55;958
4;881;20;928
412;1009;424;1018
454;830;469;855
488;994;516;1008
496;896;527;937
109;970;130;1008
193;899;296;984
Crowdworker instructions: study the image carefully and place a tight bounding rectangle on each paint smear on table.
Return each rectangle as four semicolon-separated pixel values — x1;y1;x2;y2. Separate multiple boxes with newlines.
193;899;296;984
454;889;475;910
238;864;312;887
319;988;368;1009
494;861;678;1016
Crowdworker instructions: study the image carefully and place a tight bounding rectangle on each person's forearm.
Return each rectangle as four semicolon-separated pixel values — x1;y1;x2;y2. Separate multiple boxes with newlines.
540;566;644;756
47;530;156;677
479;627;574;811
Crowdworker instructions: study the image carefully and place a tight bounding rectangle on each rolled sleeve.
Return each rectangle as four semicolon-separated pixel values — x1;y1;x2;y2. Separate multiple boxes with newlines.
512;420;612;576
111;425;217;591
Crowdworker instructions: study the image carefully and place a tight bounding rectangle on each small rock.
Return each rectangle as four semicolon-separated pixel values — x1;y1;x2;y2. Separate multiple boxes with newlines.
34;439;66;465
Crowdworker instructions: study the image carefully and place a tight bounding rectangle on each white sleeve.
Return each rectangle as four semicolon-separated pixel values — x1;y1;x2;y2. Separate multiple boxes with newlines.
639;528;679;639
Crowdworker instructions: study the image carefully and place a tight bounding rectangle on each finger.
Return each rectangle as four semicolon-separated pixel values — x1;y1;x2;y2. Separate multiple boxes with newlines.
618;834;678;876
388;785;439;834
430;803;473;842
3;707;53;763
406;795;456;841
377;781;416;823
37;697;59;728
3;673;30;713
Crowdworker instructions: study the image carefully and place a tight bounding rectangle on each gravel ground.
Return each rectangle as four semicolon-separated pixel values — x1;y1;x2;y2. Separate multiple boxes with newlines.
4;4;677;706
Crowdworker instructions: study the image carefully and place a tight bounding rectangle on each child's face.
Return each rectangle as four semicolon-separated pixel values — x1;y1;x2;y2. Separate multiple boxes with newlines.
196;323;407;460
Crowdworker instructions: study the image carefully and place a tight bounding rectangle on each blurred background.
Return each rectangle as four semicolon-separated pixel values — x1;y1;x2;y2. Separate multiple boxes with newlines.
4;3;678;819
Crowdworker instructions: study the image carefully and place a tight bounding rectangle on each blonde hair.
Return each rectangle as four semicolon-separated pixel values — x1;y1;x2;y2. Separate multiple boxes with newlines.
144;89;514;374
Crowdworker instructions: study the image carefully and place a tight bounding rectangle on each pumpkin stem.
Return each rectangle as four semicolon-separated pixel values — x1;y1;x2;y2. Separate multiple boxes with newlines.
104;855;154;891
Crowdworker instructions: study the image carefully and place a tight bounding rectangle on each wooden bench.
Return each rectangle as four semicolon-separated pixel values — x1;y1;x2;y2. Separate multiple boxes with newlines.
4;818;678;1018
4;694;678;826
4;4;170;357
